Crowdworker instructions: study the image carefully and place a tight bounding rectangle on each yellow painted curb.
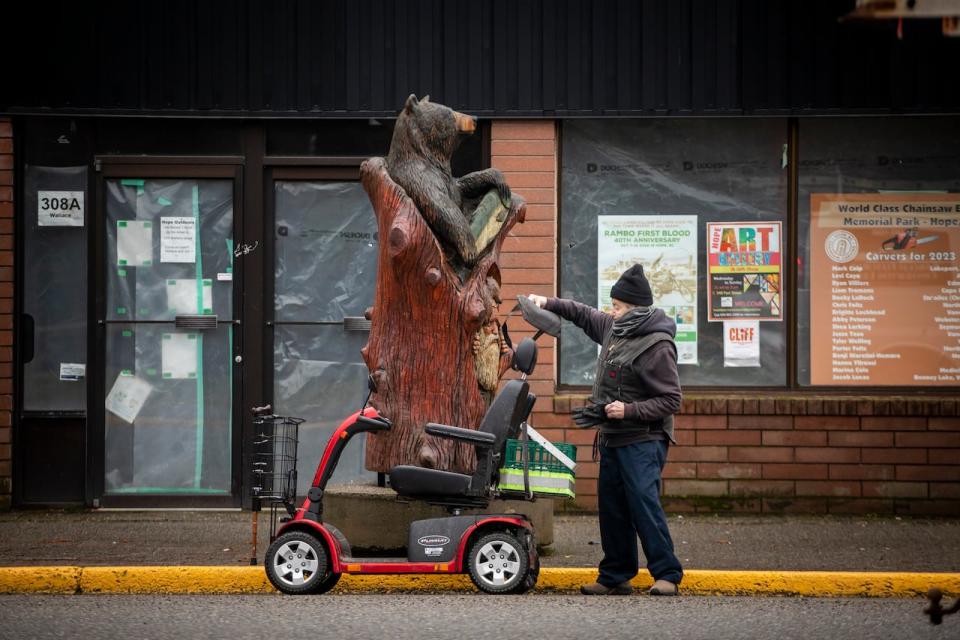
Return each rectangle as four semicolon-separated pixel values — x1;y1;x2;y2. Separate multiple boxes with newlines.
80;567;274;594
0;566;82;594
678;570;960;598
0;566;957;596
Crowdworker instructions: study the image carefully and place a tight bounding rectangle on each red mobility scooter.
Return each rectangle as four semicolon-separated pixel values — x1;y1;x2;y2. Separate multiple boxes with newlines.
255;331;559;595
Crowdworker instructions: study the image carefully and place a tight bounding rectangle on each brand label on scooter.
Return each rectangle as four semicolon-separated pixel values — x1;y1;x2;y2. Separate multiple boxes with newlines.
418;535;451;547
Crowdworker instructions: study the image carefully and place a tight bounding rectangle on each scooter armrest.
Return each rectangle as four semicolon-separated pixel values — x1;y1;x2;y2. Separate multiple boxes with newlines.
425;423;496;447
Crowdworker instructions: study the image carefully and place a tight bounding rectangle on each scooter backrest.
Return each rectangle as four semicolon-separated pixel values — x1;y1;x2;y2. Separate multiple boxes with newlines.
478;378;530;457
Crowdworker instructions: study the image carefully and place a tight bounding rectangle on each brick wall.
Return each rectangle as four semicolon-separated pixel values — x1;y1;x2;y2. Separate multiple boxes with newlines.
490;121;569;431
0;118;12;509
490;118;959;517
551;394;960;515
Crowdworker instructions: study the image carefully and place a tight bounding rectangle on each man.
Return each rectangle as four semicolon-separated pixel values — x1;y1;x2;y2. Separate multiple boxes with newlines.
528;263;683;596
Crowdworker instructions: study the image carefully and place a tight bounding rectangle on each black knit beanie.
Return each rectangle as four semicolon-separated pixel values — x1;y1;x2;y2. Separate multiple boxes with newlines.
610;263;653;306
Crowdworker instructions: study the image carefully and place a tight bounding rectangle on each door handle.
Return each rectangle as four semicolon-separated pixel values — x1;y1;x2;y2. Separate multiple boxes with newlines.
175;315;218;330
343;317;372;332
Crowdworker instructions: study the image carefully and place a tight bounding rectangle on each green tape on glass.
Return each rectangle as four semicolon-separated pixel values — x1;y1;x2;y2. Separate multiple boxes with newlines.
117;269;127;277
122;330;132;337
158;197;172;206
118;220;128;228
121;179;145;187
147;368;157;376
192;185;205;490
121;369;133;377
117;307;127;315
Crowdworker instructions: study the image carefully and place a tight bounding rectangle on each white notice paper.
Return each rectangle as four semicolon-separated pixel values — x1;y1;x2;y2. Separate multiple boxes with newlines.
166;279;213;314
160;217;197;263
117;220;153;266
38;191;84;227
105;374;153;423
723;320;761;367
59;363;86;381
162;333;199;379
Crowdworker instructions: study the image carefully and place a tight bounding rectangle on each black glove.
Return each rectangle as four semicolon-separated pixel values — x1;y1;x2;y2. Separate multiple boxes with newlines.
572;401;607;429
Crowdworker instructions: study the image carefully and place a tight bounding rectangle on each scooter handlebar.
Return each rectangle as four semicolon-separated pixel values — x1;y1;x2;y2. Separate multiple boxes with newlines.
251;404;273;417
356;415;392;431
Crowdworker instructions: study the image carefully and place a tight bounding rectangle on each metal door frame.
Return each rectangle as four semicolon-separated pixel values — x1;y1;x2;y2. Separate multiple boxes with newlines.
263;164;379;496
91;158;244;508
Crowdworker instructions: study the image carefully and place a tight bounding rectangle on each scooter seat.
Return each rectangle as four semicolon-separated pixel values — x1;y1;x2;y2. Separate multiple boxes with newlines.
390;466;473;498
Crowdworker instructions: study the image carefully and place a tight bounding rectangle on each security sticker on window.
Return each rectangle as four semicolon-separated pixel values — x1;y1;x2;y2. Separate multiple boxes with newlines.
38;191;84;227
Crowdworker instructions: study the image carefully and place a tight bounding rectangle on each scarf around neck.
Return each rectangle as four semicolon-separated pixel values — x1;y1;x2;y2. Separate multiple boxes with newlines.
611;306;654;338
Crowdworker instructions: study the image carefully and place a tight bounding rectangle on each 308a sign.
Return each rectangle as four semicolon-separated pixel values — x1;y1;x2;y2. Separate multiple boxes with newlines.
38;190;84;227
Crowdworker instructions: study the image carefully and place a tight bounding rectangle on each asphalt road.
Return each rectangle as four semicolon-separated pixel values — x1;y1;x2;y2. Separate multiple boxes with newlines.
0;594;948;640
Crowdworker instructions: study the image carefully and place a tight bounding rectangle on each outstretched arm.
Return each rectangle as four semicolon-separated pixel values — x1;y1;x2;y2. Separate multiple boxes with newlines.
527;295;611;345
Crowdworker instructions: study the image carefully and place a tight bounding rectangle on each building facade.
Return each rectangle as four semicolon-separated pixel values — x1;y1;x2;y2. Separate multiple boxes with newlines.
2;0;959;514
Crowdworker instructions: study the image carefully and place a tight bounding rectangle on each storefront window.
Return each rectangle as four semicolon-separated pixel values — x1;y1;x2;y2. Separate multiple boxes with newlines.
797;117;960;387
559;119;789;387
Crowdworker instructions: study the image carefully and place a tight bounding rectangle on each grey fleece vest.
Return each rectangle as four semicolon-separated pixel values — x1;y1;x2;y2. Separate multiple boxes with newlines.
591;330;677;443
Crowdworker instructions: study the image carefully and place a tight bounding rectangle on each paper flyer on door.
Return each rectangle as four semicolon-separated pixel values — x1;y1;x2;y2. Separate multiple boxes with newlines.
162;333;199;379
105;374;152;424
707;221;782;321
160;216;197;263
117;220;153;267
810;193;960;386
598;215;698;365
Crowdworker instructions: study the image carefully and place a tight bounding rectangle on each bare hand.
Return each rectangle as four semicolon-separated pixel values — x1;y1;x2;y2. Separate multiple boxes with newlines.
605;401;626;420
527;294;547;308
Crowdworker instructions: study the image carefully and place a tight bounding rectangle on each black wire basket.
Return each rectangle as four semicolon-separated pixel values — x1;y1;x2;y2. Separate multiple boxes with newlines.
250;414;302;505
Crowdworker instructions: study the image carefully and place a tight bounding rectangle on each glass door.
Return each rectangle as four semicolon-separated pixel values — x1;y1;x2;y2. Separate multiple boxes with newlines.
270;170;378;493
100;168;238;498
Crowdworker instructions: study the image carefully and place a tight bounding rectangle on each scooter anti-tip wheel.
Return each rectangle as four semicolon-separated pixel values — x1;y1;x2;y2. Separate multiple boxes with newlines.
265;530;340;595
467;530;531;594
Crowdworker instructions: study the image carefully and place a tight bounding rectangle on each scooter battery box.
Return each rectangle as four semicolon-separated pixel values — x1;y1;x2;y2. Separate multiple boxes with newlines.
407;515;476;563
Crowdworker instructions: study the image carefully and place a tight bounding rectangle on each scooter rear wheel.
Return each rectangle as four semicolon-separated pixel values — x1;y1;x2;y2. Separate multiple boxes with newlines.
467;530;530;594
265;530;339;595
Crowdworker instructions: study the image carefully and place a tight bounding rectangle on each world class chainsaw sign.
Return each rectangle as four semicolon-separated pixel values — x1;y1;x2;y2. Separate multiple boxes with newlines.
811;193;960;386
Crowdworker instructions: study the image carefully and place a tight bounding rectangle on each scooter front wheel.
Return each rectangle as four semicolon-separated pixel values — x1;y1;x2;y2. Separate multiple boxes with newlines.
467;530;530;594
265;530;339;595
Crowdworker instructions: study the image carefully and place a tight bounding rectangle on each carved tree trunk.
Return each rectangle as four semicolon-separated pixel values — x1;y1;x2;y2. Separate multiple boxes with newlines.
360;157;526;474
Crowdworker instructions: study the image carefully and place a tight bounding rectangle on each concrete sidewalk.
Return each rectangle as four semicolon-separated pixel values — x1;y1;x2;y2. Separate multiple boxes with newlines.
0;510;958;596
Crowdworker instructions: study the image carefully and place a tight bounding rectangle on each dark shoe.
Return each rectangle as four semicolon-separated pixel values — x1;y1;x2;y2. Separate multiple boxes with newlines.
649;579;679;596
580;581;633;595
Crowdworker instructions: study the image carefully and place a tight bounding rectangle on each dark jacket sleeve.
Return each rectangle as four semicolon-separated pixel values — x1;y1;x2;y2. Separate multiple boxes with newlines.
544;298;612;345
623;341;682;421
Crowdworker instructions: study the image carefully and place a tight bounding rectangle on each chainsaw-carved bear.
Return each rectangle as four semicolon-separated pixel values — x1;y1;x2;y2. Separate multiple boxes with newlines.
386;94;511;272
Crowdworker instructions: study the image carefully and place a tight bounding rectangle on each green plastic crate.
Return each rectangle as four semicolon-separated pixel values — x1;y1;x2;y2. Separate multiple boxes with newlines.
497;439;577;499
